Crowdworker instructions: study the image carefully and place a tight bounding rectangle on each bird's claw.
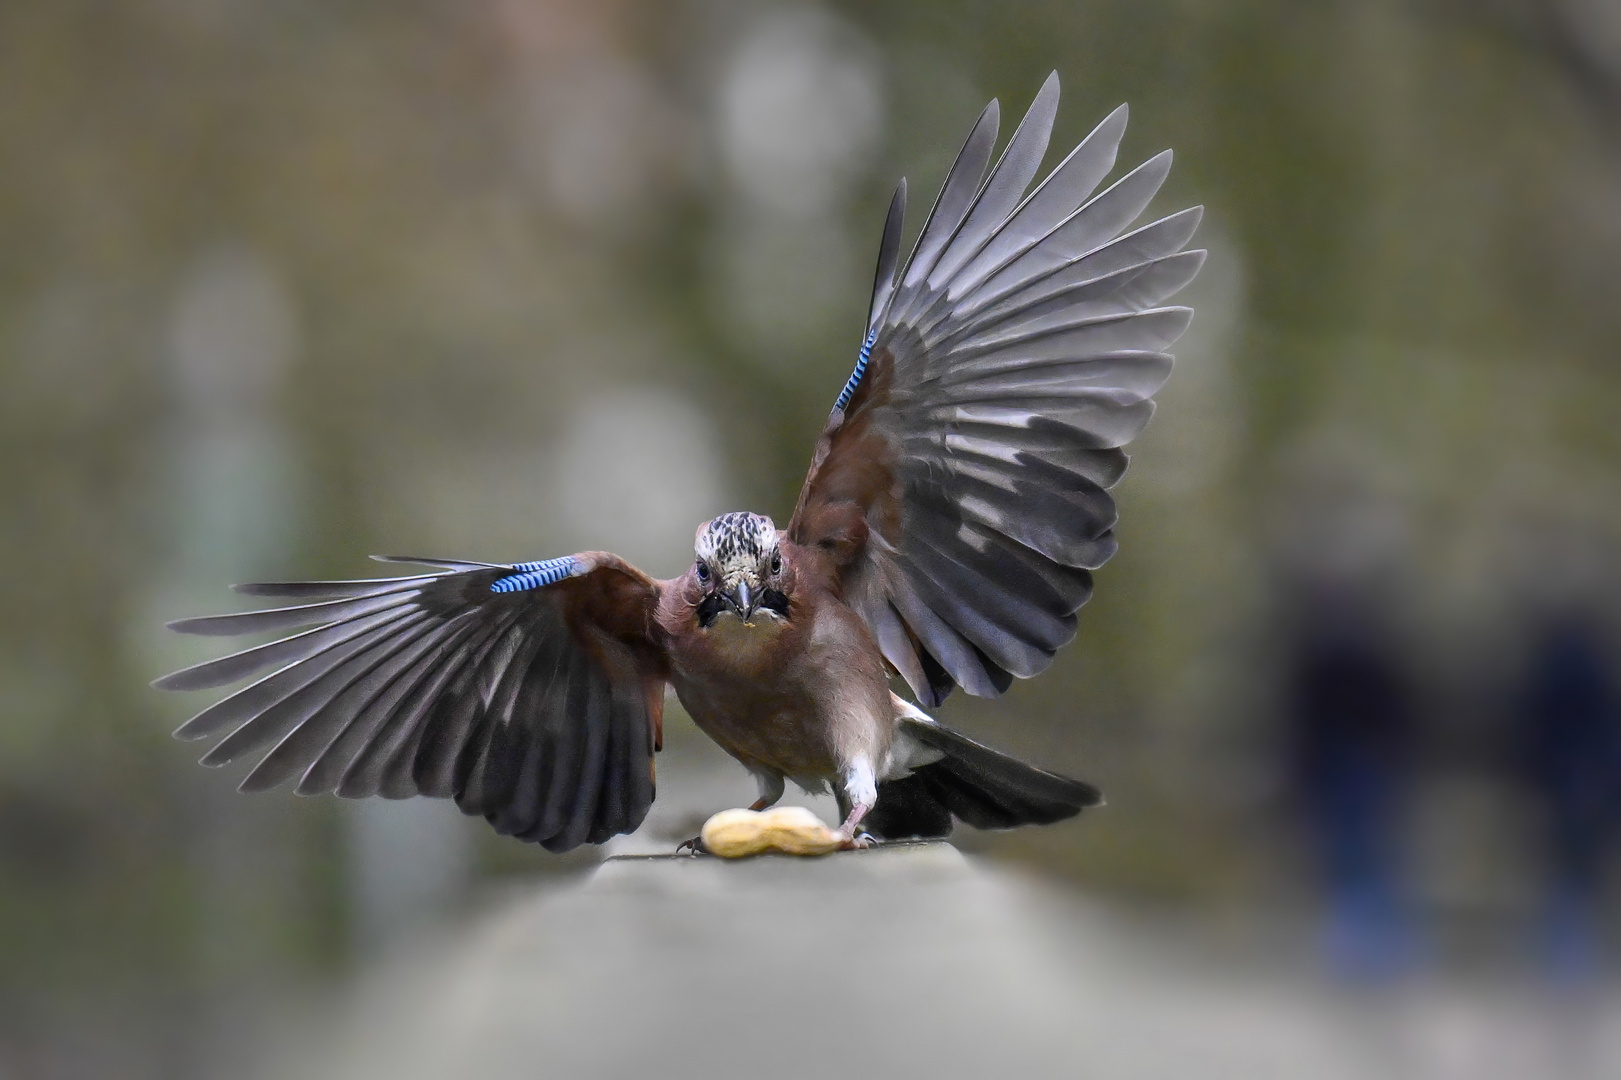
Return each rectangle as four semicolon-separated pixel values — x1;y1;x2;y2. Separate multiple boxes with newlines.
836;829;878;851
675;835;707;856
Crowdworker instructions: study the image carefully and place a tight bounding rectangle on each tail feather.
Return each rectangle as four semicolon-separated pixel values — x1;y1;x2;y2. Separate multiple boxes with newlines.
866;718;1102;841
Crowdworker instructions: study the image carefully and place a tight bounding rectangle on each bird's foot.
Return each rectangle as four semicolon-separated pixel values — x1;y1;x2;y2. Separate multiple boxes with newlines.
675;835;707;856
834;828;878;851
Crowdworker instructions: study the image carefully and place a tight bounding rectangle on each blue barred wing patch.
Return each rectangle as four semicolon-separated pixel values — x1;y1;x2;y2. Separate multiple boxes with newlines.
834;328;879;413
490;556;582;594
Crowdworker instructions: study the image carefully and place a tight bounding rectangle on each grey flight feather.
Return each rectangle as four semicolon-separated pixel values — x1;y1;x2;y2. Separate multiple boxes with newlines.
809;71;1203;706
897;99;1001;294
926;70;1061;291
155;558;661;852
867;180;908;332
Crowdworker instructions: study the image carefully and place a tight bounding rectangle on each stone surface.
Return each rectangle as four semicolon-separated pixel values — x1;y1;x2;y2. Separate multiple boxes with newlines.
300;843;1621;1080
314;844;1095;1079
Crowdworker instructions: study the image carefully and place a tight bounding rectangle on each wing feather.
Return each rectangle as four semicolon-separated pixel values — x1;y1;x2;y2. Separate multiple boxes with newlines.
927;71;1060;290
946;102;1130;302
791;74;1199;704
295;611;486;795
867;181;908;331
895;101;1000;297
203;612;435;770
334;609;521;798
156;554;668;850
240;614;447;792
945;253;1203;349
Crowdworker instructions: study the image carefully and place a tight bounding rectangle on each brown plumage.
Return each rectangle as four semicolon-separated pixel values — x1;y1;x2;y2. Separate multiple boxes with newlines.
154;73;1201;851
657;532;895;842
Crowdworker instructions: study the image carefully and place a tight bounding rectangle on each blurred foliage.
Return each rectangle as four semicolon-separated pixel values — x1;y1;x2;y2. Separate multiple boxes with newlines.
2;0;1620;1072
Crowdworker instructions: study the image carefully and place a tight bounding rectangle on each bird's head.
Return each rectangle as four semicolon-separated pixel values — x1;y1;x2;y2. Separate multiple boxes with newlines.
692;512;791;627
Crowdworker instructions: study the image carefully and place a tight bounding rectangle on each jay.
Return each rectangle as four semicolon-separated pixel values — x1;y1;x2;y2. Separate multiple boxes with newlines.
157;73;1203;852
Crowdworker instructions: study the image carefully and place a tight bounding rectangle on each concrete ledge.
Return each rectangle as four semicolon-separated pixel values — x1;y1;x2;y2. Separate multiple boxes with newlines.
314;842;1099;1079
295;839;1621;1080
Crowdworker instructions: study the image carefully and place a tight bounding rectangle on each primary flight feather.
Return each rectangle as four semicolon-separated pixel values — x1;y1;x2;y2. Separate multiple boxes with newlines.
157;72;1202;851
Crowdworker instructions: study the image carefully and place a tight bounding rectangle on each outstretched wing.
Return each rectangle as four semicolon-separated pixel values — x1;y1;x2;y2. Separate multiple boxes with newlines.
154;553;667;852
790;72;1203;706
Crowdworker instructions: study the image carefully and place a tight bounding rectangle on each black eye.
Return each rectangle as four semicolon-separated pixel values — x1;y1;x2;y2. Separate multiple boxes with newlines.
770;553;782;574
696;562;710;581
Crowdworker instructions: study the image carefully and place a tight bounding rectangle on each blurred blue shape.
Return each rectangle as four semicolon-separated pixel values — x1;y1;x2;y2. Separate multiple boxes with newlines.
1517;612;1619;984
1288;584;1421;983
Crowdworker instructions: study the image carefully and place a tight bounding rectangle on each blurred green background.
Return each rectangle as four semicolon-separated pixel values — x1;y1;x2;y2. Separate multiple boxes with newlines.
3;0;1619;1075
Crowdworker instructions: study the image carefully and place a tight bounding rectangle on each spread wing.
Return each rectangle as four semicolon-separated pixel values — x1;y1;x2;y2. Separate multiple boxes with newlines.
154;553;667;852
789;72;1203;706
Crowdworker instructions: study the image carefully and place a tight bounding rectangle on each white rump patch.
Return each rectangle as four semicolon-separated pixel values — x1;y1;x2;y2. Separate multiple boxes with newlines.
881;695;946;780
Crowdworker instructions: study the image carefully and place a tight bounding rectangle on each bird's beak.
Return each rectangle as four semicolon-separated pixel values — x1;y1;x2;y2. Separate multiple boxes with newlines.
730;580;755;622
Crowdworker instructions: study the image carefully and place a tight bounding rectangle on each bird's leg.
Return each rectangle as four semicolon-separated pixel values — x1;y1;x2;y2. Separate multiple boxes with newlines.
834;804;875;849
833;757;878;850
748;770;785;812
675;771;787;854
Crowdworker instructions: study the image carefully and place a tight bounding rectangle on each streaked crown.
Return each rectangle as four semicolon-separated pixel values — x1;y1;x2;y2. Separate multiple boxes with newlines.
695;512;777;579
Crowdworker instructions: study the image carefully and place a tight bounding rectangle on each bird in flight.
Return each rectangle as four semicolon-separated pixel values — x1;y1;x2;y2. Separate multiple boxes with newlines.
156;72;1202;853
